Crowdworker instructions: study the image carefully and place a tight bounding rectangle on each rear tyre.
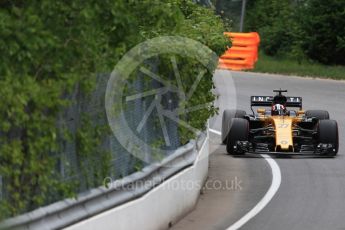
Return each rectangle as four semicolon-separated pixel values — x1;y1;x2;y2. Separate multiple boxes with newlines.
221;109;246;144
317;120;339;156
305;110;330;120
226;118;249;155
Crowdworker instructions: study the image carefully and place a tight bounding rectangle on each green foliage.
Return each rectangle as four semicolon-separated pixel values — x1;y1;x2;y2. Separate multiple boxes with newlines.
0;0;228;219
125;0;229;145
253;51;345;80
213;0;243;31
246;0;345;65
245;0;300;57
178;0;229;55
301;0;345;65
154;0;228;144
75;115;111;189
0;0;137;219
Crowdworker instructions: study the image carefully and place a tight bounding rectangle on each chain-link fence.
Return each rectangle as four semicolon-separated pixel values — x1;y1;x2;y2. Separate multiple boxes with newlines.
0;69;182;210
57;70;181;195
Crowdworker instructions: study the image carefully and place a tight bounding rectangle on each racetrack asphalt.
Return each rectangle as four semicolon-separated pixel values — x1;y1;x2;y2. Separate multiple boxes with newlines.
171;70;345;230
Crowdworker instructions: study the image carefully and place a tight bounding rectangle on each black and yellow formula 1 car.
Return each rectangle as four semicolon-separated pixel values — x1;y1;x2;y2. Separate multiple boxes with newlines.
221;89;339;156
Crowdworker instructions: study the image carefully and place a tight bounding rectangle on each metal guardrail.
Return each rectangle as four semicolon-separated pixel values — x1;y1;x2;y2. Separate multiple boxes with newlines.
0;133;206;230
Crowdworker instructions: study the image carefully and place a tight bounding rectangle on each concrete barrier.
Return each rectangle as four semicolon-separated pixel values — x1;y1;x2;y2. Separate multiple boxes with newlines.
65;133;209;230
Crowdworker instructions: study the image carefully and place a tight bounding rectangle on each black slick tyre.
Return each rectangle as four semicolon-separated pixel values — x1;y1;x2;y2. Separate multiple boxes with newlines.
317;120;339;156
306;110;330;120
221;109;246;144
226;118;249;155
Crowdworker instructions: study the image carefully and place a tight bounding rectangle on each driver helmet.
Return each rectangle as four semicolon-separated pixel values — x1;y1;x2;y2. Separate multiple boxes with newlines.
272;104;286;116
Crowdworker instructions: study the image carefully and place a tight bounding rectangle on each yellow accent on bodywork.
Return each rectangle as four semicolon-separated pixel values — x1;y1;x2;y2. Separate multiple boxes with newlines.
257;108;265;114
297;110;305;116
271;116;293;151
257;109;304;152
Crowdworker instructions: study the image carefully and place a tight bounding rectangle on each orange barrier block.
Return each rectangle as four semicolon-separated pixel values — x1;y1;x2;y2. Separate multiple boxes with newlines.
219;32;260;71
218;58;254;71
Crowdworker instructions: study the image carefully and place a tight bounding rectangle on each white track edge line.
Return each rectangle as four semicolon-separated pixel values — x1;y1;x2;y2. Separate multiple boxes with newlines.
226;154;281;230
209;128;222;136
208;128;282;230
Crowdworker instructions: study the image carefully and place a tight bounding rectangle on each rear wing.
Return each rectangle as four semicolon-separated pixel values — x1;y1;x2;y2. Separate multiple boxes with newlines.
251;96;302;108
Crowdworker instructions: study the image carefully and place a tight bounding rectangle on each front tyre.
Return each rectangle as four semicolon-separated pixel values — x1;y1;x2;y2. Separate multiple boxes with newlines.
306;110;330;120
317;120;339;156
221;109;246;144
226;118;249;155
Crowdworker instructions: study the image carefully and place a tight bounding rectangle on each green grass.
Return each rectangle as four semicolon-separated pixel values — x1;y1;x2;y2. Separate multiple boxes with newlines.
251;53;345;80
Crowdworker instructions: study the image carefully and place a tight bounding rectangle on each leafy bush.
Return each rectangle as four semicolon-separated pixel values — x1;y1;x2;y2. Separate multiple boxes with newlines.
301;0;345;65
245;0;300;57
246;0;345;65
0;0;229;219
